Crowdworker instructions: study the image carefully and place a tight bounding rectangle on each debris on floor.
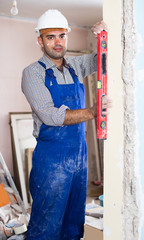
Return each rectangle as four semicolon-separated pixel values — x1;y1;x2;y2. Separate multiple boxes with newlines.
85;200;104;230
0;153;30;239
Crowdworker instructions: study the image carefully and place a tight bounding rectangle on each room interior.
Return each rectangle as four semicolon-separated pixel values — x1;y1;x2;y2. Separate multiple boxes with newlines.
0;0;144;239
0;0;105;199
0;0;105;239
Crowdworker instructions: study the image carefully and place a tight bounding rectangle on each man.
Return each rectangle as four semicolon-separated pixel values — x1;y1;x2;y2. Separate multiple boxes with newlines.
22;9;112;240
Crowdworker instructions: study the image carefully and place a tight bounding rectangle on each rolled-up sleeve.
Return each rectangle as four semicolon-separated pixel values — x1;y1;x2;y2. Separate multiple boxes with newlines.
22;65;69;126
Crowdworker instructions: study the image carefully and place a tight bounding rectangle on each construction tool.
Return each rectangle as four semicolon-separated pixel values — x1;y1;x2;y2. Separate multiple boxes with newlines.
97;30;108;140
0;152;27;216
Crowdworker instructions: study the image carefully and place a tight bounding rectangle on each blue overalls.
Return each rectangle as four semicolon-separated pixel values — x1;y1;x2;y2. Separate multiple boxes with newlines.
26;61;88;240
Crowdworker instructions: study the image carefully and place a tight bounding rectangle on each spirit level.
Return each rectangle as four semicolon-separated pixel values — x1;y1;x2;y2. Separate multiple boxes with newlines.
96;30;108;140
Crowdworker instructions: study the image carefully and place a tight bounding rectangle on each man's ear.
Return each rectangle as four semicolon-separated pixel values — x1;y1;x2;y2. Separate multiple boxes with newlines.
37;36;44;47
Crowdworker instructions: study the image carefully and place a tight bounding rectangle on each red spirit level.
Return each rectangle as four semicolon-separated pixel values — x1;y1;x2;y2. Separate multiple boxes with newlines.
96;30;108;140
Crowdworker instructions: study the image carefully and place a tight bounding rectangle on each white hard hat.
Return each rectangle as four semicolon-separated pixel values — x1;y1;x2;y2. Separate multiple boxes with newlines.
35;9;71;33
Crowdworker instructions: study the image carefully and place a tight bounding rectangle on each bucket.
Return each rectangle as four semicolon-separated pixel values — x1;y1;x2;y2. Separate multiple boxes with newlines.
99;195;104;207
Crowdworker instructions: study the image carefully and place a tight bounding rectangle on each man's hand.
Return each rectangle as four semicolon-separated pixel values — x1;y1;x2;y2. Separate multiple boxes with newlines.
63;96;112;125
90;95;112;118
102;95;112;115
91;21;108;38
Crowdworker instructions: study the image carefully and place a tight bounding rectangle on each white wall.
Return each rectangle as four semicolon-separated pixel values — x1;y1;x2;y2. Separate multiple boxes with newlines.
103;0;123;239
0;16;89;175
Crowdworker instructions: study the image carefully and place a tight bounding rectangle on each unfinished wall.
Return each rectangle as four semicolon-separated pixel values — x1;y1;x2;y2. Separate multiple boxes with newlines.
122;0;140;239
0;17;41;175
134;0;144;239
103;0;143;239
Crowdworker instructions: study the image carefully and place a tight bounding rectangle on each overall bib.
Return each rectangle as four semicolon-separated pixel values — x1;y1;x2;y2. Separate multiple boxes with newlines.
26;61;88;240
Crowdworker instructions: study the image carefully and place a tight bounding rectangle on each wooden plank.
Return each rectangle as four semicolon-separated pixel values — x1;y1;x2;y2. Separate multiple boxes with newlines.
25;148;34;204
87;74;101;181
9;113;36;208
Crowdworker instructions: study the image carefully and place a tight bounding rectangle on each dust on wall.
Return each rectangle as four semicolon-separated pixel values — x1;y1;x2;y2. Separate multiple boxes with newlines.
122;0;141;239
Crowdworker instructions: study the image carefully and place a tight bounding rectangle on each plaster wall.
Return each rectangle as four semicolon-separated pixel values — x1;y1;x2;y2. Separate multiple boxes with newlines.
103;0;143;239
0;16;89;175
134;0;144;238
121;1;140;239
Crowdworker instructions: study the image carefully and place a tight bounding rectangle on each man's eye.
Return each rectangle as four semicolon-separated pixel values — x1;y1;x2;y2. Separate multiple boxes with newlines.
60;34;66;39
47;36;54;40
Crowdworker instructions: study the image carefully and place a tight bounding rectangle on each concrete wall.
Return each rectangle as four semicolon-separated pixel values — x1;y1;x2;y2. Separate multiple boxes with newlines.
0;16;89;175
134;0;144;238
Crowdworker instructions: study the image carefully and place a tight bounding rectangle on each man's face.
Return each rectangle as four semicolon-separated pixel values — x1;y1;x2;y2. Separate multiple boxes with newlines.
38;29;68;60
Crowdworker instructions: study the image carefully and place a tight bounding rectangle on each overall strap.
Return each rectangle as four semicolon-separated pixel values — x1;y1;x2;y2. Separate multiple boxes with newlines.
68;66;79;84
38;61;57;88
38;61;46;69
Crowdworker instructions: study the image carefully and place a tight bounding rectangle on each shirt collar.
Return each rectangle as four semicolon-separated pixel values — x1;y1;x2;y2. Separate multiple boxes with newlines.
39;54;70;70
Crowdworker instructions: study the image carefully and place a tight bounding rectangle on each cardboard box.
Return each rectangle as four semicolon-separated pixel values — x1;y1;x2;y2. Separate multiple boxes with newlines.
84;224;103;240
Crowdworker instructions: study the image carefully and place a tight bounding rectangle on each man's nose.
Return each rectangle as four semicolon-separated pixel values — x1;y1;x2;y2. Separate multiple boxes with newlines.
55;36;61;45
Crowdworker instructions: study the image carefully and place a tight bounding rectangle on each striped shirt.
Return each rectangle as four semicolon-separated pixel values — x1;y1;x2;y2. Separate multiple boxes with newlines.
22;52;97;137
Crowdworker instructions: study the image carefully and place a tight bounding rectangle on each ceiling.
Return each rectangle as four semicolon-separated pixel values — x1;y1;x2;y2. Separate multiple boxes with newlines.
0;0;103;28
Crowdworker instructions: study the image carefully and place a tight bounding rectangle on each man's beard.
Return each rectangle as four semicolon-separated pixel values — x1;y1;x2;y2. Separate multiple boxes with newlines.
44;44;67;60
